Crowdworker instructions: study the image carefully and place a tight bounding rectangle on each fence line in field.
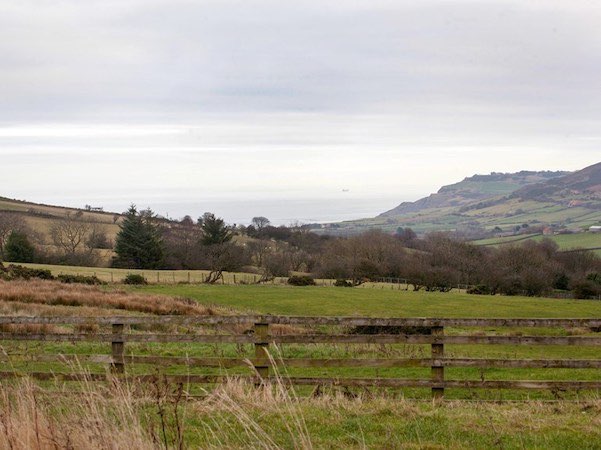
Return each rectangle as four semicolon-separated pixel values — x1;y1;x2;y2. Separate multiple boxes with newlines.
17;264;601;298
1;315;600;399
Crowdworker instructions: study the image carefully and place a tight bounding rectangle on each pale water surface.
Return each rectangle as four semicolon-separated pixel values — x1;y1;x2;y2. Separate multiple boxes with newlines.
150;196;401;225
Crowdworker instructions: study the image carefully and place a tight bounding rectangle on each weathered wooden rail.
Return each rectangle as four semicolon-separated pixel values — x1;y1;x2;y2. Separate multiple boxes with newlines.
0;315;600;399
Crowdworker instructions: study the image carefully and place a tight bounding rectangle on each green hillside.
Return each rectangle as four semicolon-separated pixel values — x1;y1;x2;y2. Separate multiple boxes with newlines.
0;196;122;265
473;232;601;255
321;163;601;236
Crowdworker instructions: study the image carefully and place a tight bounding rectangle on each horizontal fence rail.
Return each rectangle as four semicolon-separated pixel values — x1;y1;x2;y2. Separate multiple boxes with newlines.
1;333;601;346
0;315;600;400
0;316;600;327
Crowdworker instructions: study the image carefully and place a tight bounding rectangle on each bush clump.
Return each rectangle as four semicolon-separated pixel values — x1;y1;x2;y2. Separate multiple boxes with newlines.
467;284;493;295
287;275;316;286
334;279;353;287
123;273;148;285
57;274;106;285
571;280;601;299
0;264;54;281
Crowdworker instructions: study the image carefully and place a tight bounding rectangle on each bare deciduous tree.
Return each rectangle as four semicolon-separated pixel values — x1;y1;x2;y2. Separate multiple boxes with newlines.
247;239;272;267
201;242;248;283
251;216;270;232
50;213;91;255
50;213;105;265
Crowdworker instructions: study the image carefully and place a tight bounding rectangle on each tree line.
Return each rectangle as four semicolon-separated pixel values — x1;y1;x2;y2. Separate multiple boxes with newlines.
1;207;600;298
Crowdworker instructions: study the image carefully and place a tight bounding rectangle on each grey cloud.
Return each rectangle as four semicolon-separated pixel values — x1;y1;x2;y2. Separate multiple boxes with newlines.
1;0;600;223
2;1;601;122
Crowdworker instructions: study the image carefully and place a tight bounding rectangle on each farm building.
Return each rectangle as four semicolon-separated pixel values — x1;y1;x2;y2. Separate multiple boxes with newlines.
590;225;601;233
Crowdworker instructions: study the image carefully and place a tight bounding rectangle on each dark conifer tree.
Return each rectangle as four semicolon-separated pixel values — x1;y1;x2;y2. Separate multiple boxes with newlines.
4;231;35;263
198;213;234;245
113;205;164;269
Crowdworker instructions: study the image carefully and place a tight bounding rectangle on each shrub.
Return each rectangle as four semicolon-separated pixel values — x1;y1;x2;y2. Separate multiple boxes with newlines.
553;273;570;291
123;273;148;285
586;272;600;284
4;231;35;263
1;264;54;281
334;279;353;287
287;275;316;286
572;280;601;299
57;274;106;285
467;284;493;295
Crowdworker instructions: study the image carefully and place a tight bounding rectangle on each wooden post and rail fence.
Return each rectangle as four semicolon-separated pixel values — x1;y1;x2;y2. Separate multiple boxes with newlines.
0;316;600;399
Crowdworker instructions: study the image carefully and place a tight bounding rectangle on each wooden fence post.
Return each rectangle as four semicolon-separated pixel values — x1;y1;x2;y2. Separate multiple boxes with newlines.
431;325;444;399
254;322;270;384
111;323;125;374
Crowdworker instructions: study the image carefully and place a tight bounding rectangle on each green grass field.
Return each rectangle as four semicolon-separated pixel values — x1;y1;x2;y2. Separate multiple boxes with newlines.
1;279;600;447
473;232;601;254
122;285;601;402
136;283;601;317
10;263;601;317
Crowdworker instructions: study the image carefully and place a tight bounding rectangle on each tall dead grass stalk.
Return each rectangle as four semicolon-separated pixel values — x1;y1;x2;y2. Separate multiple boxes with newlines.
196;345;314;449
0;377;156;449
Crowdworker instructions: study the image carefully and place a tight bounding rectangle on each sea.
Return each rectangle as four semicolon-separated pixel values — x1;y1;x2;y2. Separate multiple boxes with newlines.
147;196;402;226
13;191;408;226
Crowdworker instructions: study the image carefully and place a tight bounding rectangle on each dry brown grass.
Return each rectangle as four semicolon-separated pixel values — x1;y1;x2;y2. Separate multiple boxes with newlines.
0;378;156;449
0;370;599;450
0;298;158;320
0;279;217;316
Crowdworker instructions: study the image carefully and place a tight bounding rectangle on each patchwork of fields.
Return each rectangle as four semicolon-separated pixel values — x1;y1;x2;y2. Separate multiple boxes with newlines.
472;232;601;256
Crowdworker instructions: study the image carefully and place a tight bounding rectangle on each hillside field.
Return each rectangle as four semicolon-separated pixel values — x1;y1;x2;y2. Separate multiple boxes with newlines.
325;163;601;236
472;232;601;255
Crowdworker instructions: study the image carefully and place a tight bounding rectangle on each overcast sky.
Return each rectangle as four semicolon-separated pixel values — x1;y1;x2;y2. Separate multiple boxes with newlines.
1;0;600;222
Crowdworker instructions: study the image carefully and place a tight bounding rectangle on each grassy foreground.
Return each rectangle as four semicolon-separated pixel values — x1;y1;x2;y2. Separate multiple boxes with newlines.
1;377;600;450
1;280;600;448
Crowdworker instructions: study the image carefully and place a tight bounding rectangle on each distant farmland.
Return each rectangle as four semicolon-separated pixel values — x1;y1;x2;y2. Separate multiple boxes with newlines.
472;232;601;256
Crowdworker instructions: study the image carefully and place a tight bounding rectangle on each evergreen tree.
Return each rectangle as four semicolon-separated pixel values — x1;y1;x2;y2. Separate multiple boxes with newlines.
197;213;238;283
4;231;35;262
198;212;234;245
113;205;164;269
